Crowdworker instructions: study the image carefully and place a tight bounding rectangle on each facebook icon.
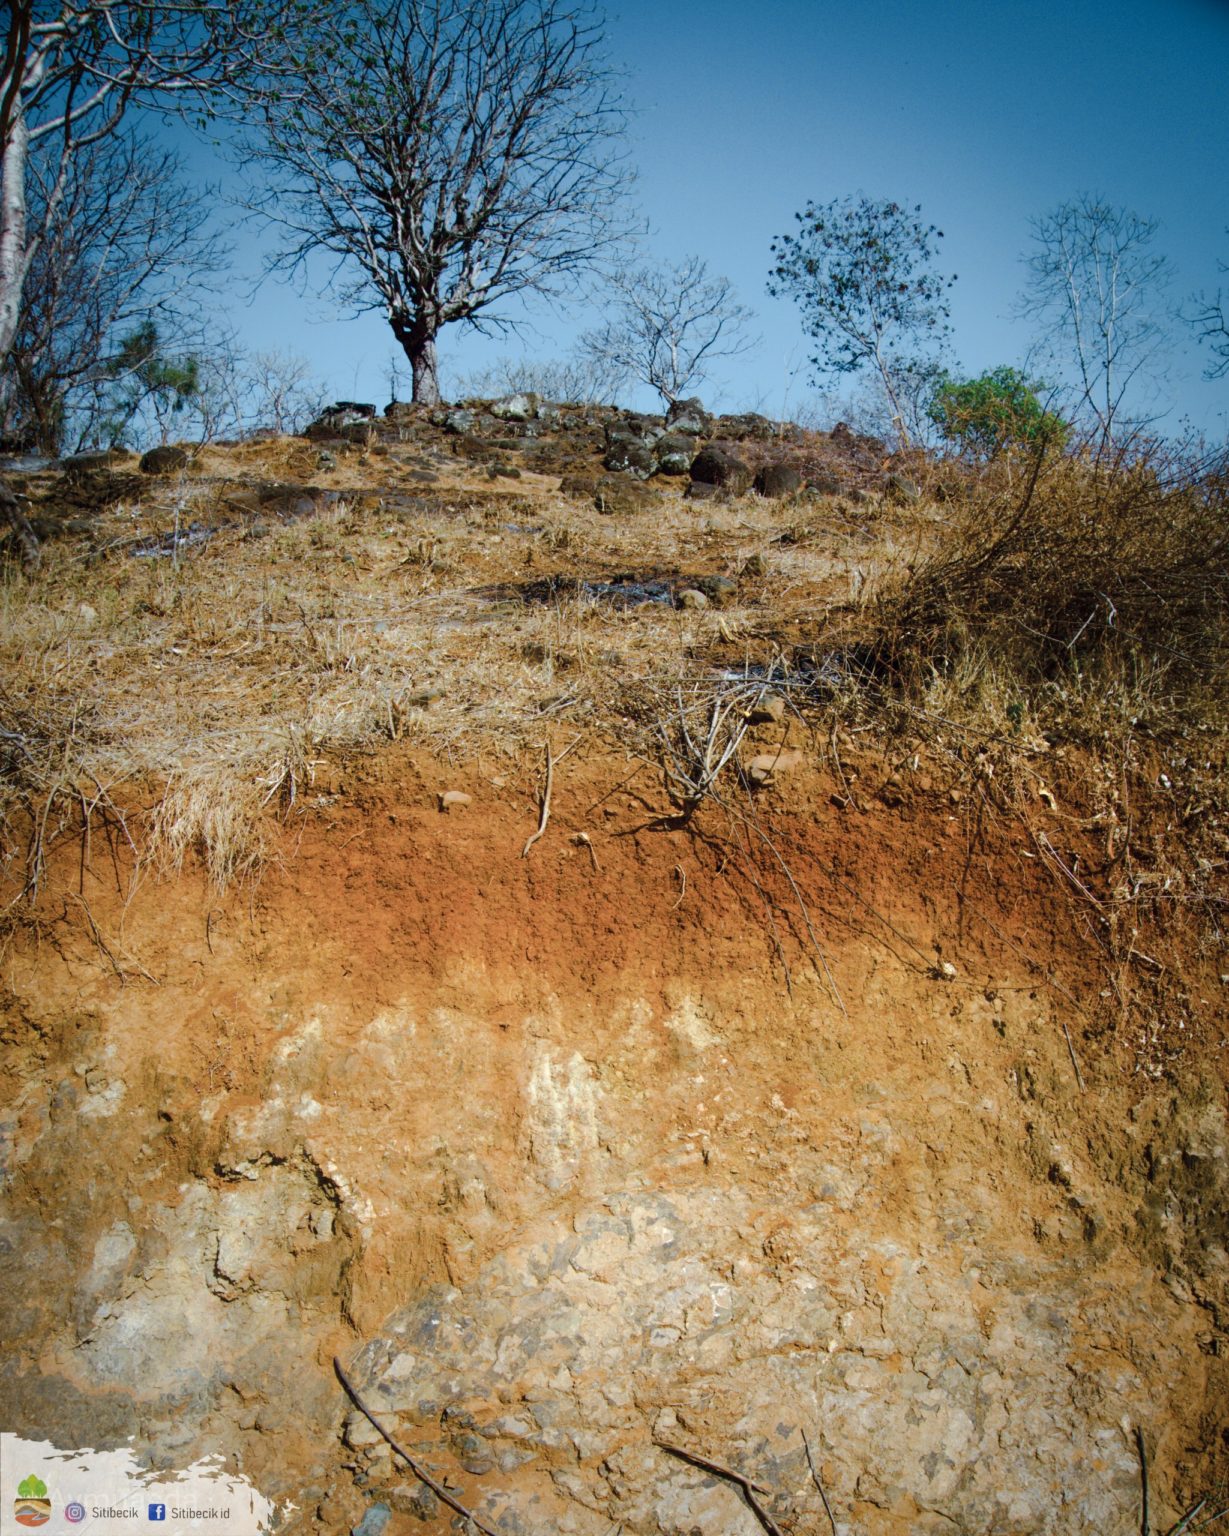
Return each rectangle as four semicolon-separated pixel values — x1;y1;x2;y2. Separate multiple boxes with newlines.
148;1506;167;1521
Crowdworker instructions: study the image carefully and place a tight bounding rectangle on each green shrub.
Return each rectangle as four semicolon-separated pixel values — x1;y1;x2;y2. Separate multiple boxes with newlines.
928;366;1068;458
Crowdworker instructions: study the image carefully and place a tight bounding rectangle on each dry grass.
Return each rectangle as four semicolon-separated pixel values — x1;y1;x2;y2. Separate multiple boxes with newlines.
868;445;1229;742
1;430;1227;897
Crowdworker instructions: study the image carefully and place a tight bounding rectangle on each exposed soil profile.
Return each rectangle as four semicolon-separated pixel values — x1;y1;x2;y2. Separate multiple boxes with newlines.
1;743;1226;1535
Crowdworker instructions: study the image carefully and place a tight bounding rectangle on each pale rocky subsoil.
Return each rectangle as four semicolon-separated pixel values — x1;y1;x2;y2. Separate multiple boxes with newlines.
1;746;1226;1534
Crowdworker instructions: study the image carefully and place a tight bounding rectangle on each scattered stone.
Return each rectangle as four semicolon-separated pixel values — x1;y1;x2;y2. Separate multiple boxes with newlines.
749;694;785;725
745;747;803;785
677;588;709;610
682;480;720;502
689;445;752;494
443;409;476;435
490;393;539;423
740;552;767;579
350;1504;391;1536
389;1484;439;1522
697;574;737;606
754;462;802;498
139;446;189;475
316;450;337;471
486;463;522;479
438;790;472;812
936;960;958;980
77;603;98;626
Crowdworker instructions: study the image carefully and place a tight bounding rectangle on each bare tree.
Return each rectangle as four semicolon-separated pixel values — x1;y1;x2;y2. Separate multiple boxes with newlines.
1188;236;1229;381
450;351;624;405
578;255;755;408
2;130;227;454
241;0;632;406
768;196;955;448
0;0;301;558
1020;194;1173;447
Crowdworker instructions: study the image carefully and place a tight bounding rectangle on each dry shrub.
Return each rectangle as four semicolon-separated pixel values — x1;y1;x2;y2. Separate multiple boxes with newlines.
870;444;1229;739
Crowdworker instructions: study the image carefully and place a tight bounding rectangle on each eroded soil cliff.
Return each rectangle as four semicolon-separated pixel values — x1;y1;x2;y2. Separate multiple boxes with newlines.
2;743;1227;1534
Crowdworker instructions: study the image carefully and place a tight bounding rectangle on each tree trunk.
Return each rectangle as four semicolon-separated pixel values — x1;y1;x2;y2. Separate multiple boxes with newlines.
392;312;441;405
0;114;31;366
1;112;42;564
409;334;440;405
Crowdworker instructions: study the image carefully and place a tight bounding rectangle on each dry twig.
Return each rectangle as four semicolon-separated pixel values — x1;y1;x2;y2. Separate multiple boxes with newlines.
655;1440;785;1536
522;734;583;858
802;1429;838;1536
333;1357;500;1536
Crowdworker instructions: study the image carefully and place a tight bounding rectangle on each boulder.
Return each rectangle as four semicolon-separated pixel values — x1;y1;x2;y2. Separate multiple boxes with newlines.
676;588;709;610
689;444;752;494
603;424;655;479
490;392;539;422
715;411;775;442
623;412;665;441
683;480;720;502
753;462;802;498
443;408;476;435
311;402;376;434
666;397;713;436
139;445;189;475
654;433;697;476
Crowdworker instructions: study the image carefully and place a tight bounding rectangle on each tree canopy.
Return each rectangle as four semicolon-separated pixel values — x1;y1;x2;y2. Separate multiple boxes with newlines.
242;0;632;404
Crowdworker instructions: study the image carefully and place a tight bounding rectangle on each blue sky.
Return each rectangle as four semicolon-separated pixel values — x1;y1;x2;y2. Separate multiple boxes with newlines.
184;0;1229;435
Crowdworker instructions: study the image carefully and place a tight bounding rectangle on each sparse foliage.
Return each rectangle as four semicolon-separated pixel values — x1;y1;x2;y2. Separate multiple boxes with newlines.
242;0;632;405
578;255;755;407
1;131;227;455
928;367;1069;460
451;352;623;405
1020;195;1173;448
1;0;305;556
768;196;955;447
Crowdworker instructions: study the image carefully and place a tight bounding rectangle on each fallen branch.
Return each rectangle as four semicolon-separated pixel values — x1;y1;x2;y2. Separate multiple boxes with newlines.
333;1357;500;1536
655;1440;785;1536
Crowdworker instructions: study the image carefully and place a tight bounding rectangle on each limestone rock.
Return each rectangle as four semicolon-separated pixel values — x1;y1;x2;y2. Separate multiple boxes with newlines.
490;393;539;423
